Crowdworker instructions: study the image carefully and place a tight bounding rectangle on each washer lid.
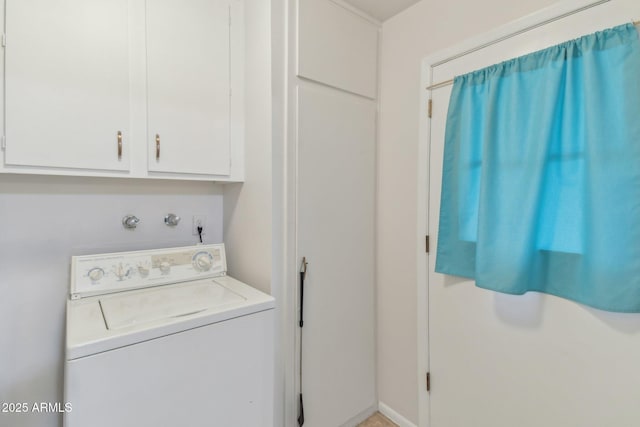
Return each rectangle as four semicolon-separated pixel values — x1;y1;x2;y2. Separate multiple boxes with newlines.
66;275;276;360
99;280;245;330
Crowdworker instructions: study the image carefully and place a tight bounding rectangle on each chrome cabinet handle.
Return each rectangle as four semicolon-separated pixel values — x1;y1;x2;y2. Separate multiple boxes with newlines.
155;134;160;160
117;131;123;160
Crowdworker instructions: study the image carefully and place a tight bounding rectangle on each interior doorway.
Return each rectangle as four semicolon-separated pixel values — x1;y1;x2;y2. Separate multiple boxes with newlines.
419;1;640;426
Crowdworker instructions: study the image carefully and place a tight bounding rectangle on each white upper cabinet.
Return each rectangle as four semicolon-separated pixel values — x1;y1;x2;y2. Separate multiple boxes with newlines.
0;0;244;181
146;0;231;176
4;0;132;171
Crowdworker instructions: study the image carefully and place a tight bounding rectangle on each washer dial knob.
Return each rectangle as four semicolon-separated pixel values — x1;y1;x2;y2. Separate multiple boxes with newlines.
159;261;171;274
112;263;131;281
192;251;213;272
137;262;150;278
88;268;104;282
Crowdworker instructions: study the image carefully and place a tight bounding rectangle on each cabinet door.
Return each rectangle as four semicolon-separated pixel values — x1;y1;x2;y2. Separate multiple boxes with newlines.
146;0;231;176
5;0;131;171
297;83;377;426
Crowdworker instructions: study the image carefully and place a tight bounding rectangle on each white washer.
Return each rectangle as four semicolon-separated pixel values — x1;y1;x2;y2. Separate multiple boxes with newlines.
64;244;274;427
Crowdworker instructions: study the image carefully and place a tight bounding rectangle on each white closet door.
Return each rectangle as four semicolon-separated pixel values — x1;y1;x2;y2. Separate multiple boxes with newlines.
428;1;640;426
297;83;376;427
146;0;230;176
5;0;131;171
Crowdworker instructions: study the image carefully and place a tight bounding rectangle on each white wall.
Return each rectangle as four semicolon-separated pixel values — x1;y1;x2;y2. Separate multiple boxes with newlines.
223;0;272;294
376;0;558;423
0;175;223;427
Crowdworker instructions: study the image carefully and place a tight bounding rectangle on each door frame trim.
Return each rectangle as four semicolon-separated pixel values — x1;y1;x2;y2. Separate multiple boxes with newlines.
416;0;611;425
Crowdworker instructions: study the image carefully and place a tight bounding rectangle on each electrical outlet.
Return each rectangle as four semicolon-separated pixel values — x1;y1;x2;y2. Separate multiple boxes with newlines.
192;215;207;236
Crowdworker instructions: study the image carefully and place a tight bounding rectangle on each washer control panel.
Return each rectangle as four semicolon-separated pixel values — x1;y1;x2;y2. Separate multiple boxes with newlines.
70;244;227;299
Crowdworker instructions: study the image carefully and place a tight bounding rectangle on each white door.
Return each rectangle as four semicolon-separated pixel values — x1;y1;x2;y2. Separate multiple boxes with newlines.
146;0;231;176
297;82;376;427
427;2;640;426
5;0;131;171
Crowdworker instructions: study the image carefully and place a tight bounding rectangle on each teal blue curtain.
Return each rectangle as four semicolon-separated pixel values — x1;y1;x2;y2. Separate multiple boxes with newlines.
436;24;640;312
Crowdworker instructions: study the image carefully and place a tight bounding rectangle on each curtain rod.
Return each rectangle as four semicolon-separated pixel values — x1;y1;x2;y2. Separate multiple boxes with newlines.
426;20;640;91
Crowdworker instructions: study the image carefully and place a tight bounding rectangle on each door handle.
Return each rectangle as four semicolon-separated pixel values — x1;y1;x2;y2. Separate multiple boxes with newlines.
299;257;308;327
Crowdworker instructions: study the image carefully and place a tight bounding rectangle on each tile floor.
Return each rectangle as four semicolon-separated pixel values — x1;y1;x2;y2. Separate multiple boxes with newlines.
358;412;398;427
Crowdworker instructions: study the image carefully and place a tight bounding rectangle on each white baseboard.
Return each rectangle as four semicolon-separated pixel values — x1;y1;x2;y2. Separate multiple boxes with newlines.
378;402;418;427
340;403;378;427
